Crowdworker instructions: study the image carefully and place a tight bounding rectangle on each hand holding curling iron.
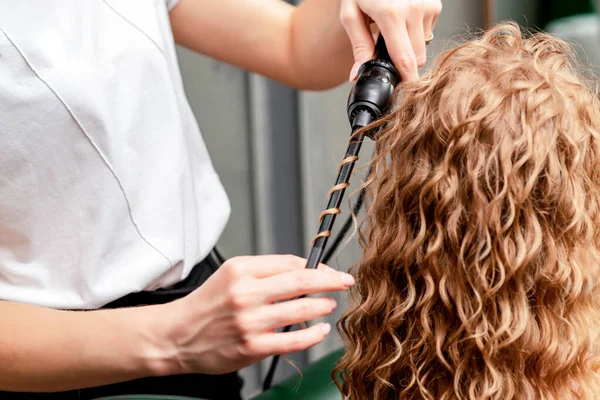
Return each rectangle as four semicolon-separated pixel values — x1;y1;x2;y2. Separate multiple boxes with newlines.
154;254;354;375
340;0;442;81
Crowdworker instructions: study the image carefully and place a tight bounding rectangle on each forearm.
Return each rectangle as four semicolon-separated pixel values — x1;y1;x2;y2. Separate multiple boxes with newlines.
170;0;299;87
290;0;355;90
169;0;353;91
0;301;177;392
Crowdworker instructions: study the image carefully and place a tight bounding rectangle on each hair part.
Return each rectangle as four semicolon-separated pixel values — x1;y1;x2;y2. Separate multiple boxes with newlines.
334;22;600;399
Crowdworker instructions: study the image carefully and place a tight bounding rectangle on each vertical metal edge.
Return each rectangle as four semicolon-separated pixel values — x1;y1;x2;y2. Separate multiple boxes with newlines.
247;73;275;256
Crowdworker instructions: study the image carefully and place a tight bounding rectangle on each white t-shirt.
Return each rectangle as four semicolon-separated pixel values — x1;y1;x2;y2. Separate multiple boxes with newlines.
0;0;231;309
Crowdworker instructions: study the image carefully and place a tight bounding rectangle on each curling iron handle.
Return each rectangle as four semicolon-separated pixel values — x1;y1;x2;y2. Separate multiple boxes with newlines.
374;34;392;64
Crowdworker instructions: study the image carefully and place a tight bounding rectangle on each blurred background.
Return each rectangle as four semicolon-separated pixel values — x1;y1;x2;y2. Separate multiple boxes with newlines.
174;0;599;397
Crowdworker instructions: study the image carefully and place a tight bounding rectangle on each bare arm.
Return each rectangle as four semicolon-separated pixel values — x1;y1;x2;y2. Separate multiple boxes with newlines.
168;0;353;91
0;301;174;392
0;255;352;392
168;0;443;90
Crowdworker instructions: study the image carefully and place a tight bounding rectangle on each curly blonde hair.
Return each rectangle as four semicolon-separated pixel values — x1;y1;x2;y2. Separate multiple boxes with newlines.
335;22;600;399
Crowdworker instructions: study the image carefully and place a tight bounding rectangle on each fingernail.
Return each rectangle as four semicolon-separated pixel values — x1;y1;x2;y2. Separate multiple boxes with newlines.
330;298;338;309
321;323;331;335
342;273;355;286
349;61;361;82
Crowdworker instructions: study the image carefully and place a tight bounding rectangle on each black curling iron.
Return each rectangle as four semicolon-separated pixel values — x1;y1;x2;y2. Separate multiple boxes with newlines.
305;35;399;271
262;34;400;391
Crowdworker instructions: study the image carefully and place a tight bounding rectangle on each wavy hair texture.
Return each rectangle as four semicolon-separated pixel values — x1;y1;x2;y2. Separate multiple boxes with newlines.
334;22;600;399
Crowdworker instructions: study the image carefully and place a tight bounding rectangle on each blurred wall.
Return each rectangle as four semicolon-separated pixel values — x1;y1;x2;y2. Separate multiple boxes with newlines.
495;0;539;26
545;0;600;77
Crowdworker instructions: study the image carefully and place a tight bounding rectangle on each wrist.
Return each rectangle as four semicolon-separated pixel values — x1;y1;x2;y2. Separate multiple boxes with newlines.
122;303;187;377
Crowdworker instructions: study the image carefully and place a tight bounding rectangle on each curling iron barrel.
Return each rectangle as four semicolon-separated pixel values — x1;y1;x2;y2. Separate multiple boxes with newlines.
305;38;400;270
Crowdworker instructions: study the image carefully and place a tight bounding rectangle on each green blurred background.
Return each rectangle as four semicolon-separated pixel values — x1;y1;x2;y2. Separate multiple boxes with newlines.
541;0;594;25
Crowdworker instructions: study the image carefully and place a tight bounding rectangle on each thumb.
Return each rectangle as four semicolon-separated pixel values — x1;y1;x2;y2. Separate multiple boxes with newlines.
340;7;375;81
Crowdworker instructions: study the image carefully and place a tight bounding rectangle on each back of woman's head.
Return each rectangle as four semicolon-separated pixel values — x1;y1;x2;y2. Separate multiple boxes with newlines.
335;22;600;399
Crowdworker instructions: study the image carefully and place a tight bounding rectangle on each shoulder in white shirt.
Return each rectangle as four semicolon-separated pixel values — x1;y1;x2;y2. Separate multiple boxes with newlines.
0;0;230;310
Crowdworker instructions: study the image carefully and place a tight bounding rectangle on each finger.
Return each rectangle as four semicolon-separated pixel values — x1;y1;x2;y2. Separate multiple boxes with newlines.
423;11;435;38
423;18;433;46
224;254;331;279
407;17;426;67
376;18;419;81
431;12;440;29
249;322;332;357
260;269;355;302
429;1;442;31
340;3;375;80
249;297;337;332
370;22;380;42
423;4;441;46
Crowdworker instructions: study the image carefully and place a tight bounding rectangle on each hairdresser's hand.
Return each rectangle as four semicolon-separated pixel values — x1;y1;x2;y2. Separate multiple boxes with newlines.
341;0;442;81
163;254;354;375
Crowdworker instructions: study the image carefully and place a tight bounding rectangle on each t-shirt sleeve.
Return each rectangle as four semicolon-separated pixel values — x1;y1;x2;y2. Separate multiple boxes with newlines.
166;0;180;11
